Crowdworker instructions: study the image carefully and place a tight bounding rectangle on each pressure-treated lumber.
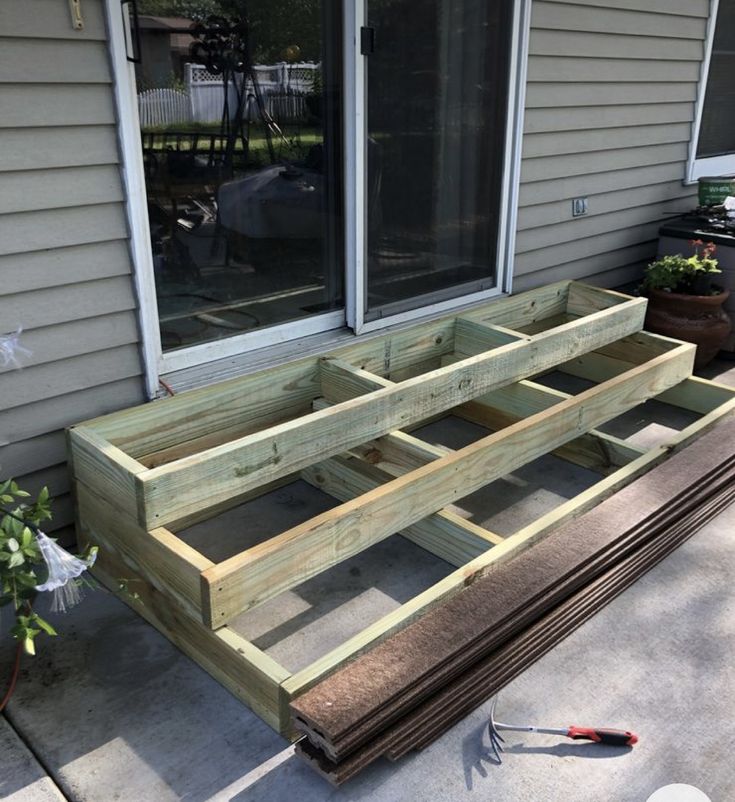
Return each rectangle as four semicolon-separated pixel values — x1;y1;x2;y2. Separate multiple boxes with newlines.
79;532;290;732
67;281;735;740
281;390;735;704
76;484;211;620
290;423;735;778
201;342;692;626
137;298;646;529
301;456;502;568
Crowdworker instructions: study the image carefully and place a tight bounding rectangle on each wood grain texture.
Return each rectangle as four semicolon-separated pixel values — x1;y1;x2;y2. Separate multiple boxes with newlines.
201;342;693;625
140;298;646;529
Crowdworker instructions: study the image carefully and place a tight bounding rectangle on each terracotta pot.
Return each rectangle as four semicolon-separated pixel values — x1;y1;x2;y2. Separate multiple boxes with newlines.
645;288;732;369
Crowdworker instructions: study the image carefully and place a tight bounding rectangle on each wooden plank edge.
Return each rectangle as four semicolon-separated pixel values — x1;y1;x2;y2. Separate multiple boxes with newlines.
281;392;735;700
86;531;291;734
137;295;647;529
200;341;692;627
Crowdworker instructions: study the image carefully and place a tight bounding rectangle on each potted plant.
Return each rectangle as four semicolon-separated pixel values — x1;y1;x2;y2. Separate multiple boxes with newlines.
641;240;732;368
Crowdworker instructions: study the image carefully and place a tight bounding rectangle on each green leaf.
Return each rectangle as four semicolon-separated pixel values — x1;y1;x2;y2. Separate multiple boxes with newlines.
7;551;25;568
6;537;19;553
34;616;57;637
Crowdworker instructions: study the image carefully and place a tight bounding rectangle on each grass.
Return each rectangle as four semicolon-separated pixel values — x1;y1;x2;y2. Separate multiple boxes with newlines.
142;122;322;166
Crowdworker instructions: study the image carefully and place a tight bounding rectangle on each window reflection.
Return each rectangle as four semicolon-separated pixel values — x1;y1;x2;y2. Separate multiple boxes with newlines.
366;0;512;318
136;1;343;350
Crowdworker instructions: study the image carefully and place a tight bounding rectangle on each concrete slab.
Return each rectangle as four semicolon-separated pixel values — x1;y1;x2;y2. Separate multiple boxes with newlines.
1;358;733;801
0;715;66;802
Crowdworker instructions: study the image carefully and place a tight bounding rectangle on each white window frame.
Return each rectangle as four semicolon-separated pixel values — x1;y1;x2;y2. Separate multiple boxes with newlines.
687;0;735;182
106;0;530;388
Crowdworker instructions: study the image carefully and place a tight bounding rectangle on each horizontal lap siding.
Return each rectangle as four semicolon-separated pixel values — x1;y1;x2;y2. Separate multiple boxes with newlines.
516;0;708;291
0;0;145;533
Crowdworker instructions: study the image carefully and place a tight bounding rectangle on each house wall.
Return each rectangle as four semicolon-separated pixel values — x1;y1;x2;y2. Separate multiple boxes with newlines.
513;0;709;292
0;1;145;537
0;0;715;536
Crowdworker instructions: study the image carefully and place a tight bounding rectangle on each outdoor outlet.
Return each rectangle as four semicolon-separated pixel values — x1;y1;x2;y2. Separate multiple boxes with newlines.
572;197;589;217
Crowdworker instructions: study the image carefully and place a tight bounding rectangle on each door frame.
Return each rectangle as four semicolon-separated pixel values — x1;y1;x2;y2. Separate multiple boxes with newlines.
106;0;530;392
346;0;531;334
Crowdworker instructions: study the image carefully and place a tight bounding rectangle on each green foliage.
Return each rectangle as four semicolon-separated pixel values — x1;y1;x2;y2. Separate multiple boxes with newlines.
641;240;722;295
137;0;322;62
0;481;56;655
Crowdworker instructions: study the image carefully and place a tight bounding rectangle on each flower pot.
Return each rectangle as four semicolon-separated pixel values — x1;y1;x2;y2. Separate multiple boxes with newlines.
645;288;732;369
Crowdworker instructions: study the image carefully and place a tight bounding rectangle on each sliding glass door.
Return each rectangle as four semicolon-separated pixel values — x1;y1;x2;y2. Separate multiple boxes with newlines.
112;0;524;370
134;1;344;351
364;0;514;321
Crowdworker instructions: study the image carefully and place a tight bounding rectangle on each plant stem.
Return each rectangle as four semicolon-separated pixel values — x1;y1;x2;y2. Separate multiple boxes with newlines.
0;643;22;712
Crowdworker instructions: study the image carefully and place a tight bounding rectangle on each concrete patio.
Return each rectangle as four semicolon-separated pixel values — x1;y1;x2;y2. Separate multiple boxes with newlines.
3;359;735;802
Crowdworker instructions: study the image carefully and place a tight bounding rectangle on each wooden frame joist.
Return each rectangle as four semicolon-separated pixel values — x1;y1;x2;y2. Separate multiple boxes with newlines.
68;282;735;736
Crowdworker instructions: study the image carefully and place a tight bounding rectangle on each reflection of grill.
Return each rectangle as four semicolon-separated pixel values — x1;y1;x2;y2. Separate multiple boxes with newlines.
658;214;735;355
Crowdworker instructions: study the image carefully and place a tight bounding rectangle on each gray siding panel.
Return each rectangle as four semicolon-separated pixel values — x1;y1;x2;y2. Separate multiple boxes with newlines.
0;204;128;256
0;379;144;446
525;83;697;107
0;127;120;171
524;103;693;133
0;0;145;535
518;180;694;231
0;1;108;40
0;85;116;127
1;433;68;479
0;166;124;215
0;241;131;293
521;143;689;182
0;39;111;83
519;161;690;206
556;0;708;16
531;2;706;39
516;0;705;291
0;312;140;370
527;57;702;83
522;123;692;158
0;277;137;330
0;345;142;411
530;30;702;61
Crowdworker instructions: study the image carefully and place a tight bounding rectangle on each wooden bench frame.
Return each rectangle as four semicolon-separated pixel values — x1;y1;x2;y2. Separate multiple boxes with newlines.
69;281;735;734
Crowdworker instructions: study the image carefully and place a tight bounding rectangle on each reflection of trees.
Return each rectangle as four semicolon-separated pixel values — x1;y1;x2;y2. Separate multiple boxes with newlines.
138;0;321;63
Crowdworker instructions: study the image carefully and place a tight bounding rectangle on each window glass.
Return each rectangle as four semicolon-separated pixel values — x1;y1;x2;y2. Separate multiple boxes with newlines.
365;0;513;319
136;1;343;351
698;0;735;158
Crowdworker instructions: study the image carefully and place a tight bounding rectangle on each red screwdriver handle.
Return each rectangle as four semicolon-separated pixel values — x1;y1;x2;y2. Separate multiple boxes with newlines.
566;727;638;746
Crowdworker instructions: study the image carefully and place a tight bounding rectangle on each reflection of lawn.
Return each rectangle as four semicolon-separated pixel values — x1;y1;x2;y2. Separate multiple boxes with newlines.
141;123;322;166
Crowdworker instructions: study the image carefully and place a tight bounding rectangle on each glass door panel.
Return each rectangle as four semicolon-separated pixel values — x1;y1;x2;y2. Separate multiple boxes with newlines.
365;0;513;320
135;1;343;351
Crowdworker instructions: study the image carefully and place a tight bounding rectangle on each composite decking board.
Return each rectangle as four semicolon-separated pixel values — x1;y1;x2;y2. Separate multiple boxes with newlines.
398;486;735;759
295;482;735;783
290;419;735;747
201;344;691;625
294;475;735;779
139;296;646;529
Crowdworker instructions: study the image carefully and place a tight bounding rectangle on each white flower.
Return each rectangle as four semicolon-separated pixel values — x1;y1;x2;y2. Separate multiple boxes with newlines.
35;532;97;613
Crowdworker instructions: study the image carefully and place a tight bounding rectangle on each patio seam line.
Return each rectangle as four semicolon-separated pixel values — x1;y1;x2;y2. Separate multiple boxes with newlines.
2;710;73;802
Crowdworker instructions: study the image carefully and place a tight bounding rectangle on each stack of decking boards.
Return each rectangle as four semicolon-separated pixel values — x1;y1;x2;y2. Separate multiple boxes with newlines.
290;417;735;784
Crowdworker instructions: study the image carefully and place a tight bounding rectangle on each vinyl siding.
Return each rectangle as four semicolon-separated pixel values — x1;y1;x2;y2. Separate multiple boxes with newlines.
514;0;709;292
0;0;145;536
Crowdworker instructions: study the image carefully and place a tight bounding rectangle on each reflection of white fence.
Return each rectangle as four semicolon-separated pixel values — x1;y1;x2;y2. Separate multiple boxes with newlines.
138;88;192;128
137;63;319;128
